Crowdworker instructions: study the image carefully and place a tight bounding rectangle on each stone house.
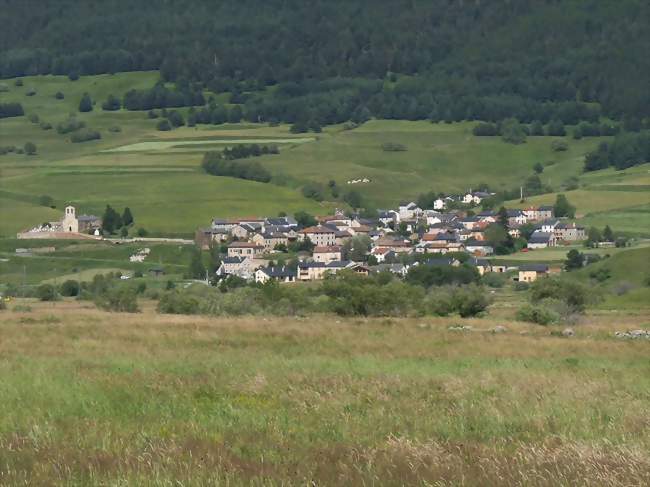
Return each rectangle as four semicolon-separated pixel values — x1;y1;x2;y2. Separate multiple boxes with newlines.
313;245;342;263
227;241;265;258
518;263;549;282
300;226;337;246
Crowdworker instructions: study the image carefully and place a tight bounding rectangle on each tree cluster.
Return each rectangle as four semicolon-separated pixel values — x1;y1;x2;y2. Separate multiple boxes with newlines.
201;151;271;183
584;131;650;171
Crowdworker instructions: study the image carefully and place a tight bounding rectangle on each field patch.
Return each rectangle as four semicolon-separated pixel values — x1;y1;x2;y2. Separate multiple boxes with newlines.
103;137;316;153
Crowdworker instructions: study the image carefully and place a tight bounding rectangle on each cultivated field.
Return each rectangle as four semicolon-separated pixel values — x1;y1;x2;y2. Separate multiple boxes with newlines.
0;72;611;235
1;301;649;485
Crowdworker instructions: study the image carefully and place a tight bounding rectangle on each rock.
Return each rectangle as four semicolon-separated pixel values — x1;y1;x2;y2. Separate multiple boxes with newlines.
562;328;575;337
491;325;507;334
614;329;650;339
448;325;472;332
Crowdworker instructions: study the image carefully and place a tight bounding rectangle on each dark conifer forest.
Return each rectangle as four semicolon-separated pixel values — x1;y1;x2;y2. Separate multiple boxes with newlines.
1;0;648;126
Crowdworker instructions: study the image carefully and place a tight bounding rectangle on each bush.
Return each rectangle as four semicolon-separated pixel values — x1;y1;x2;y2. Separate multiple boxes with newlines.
40;122;52;130
108;125;121;133
94;286;139;312
23;142;37;155
0;299;6;311
36;284;57;301
529;277;596;312
551;140;568;152
70;129;101;143
516;304;560;325
157;291;201;314
0;82;9;92
25;87;36;96
28;113;39;123
381;142;407;151
452;284;491;317
68;72;79;81
38;195;54;207
55;91;65;99
57;116;85;134
60;280;80;297
481;272;507;288
15;79;23;86
157;119;172;131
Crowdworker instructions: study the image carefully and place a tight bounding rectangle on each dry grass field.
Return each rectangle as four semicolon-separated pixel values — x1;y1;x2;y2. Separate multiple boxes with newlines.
1;300;649;485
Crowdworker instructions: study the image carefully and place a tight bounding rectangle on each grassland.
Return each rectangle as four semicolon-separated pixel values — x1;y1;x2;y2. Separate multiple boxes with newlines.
508;163;650;237
0;301;649;485
1;71;613;236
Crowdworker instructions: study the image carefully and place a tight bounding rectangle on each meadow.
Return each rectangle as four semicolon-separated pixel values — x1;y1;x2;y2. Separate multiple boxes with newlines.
1;71;612;236
0;300;649;485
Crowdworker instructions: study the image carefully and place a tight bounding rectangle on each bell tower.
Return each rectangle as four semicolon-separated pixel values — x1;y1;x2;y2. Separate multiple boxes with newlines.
62;205;78;233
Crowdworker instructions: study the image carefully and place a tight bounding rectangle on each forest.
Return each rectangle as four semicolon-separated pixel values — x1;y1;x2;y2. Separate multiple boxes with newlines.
1;0;649;126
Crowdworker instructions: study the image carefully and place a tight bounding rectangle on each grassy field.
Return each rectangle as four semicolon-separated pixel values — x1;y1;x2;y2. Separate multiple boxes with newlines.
1;71;610;235
0;301;649;485
508;164;650;237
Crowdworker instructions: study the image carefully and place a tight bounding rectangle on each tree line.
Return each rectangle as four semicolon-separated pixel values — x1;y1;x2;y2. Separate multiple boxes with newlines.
584;131;650;171
201;151;271;183
1;0;647;122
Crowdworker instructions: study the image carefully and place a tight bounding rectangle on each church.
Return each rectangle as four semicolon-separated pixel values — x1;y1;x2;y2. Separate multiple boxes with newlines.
62;206;102;234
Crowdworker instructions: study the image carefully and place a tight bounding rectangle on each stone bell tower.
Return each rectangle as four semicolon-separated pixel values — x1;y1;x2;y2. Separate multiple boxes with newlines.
62;205;78;233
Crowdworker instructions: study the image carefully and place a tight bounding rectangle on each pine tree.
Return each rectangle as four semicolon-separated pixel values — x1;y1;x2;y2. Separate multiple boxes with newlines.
603;225;614;242
565;249;584;271
188;248;206;279
122;207;134;226
79;93;93;112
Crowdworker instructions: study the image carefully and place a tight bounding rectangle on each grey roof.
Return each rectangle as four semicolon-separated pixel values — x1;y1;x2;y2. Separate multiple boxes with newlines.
77;214;100;222
259;266;297;278
424;257;455;267
529;231;553;243
222;256;245;264
469;257;490;267
519;263;549;272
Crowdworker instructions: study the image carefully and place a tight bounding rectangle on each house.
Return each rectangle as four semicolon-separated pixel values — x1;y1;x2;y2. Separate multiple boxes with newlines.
251;232;289;251
377;210;398;226
217;256;267;279
231;223;262;239
370;247;397;263
555;222;586;242
522;206;554;222
148;266;165;278
464;239;494;256
527;231;557;249
297;260;354;281
421;257;460;267
313;245;342;263
254;266;297;284
459;216;480;230
211;218;235;232
538;219;561;233
433;198;446;210
227;241;265;258
462;191;492;205
468;257;491;275
518;263;549;282
300;226;337;246
195;228;229;250
264;216;298;228
398;202;422;220
374;237;412;253
506;209;527;226
370;263;408;277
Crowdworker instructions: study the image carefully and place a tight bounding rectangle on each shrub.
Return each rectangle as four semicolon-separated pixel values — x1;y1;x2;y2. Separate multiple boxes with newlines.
157;291;201;314
59;280;80;297
0;299;6;311
0;82;9;92
481;272;507;288
94;286;139;312
613;281;634;296
451;284;491;317
15;79;23;86
23;142;37;155
25;87;37;96
551;140;568;152
157;119;172;131
68;72;79;81
38;195;54;207
28;113;39;123
381;142;407;151
57;116;85;134
516;304;559;325
108;125;121;133
40;121;52;130
36;284;58;301
136;227;148;237
55;91;65;99
529;277;596;312
70;129;101;143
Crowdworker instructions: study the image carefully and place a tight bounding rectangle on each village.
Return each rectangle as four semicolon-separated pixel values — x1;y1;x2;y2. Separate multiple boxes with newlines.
191;190;595;285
